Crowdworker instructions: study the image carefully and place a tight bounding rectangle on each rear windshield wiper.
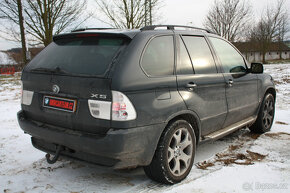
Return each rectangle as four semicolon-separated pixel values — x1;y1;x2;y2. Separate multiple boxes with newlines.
30;67;58;73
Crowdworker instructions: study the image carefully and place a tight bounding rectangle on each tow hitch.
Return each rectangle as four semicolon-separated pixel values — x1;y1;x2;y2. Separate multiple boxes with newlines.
45;145;64;164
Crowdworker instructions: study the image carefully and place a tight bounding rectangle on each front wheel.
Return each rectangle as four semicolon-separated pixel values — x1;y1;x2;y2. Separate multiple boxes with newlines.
250;93;275;133
144;119;196;184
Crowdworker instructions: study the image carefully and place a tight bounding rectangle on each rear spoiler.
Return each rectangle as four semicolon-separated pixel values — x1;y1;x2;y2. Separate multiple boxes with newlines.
53;30;139;41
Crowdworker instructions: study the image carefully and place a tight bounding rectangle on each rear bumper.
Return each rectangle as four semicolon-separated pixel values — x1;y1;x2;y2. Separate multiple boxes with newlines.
17;110;165;169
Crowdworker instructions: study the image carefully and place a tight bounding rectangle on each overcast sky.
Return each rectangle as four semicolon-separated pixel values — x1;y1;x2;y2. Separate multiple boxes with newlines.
0;0;289;50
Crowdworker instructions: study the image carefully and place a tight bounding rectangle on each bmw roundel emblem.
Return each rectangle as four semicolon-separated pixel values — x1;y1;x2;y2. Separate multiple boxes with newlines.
44;98;50;104
52;85;60;94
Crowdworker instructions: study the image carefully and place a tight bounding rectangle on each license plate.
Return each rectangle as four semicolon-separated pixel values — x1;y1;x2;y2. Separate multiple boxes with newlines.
43;96;77;112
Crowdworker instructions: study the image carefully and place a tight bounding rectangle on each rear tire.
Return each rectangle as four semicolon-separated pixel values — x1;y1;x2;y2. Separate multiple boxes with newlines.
250;93;275;133
144;119;196;184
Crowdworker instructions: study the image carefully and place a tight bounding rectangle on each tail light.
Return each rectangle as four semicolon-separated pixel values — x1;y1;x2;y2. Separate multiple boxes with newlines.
112;91;137;121
21;81;34;105
88;91;136;121
88;100;111;120
21;89;34;105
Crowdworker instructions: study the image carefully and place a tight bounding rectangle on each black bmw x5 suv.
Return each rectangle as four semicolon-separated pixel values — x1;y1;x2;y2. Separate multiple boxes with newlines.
18;25;276;184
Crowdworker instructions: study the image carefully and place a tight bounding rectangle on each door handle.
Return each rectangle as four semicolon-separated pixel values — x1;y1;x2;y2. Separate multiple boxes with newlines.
227;79;234;87
185;82;197;91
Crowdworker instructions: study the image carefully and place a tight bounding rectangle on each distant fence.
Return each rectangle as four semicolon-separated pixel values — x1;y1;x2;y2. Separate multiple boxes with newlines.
0;65;22;75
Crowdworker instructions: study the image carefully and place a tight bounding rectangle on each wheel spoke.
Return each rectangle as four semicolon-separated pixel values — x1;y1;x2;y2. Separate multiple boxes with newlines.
267;115;272;125
268;103;273;112
266;100;269;108
180;133;191;150
168;147;174;162
263;111;267;119
174;130;182;144
172;158;181;175
180;151;191;168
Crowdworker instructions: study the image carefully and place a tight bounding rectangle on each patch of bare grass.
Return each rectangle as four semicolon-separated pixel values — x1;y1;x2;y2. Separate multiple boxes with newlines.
197;142;267;170
275;121;288;125
196;161;215;170
228;144;243;151
246;150;267;161
265;132;290;139
215;150;266;166
242;132;261;140
282;77;290;84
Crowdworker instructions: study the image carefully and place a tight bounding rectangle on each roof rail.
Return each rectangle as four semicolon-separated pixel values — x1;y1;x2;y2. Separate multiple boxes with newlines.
140;25;215;34
71;28;116;32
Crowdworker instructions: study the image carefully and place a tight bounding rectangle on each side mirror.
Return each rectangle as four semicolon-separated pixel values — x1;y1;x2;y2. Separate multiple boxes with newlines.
251;63;263;74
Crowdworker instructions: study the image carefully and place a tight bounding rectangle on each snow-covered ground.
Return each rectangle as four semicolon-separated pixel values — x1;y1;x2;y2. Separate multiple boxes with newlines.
0;64;289;193
0;52;16;65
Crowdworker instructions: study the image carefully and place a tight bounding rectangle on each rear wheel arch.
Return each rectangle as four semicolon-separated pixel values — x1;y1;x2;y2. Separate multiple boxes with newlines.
165;111;201;145
250;92;275;133
144;119;196;184
255;87;276;117
265;87;276;101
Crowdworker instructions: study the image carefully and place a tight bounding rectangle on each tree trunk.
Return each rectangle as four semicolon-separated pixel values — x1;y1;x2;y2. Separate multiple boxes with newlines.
17;0;28;67
279;42;282;59
149;0;152;25
262;52;266;64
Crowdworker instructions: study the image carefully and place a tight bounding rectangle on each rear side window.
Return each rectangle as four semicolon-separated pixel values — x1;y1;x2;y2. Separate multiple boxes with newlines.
209;37;246;73
182;36;217;74
141;36;174;76
26;36;128;76
177;37;194;75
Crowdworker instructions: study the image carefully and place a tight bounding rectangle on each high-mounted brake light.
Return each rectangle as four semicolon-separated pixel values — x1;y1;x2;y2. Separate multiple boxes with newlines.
76;34;100;38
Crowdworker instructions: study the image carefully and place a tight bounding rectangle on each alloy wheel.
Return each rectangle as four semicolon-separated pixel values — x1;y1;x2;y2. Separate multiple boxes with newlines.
262;98;274;129
167;128;193;177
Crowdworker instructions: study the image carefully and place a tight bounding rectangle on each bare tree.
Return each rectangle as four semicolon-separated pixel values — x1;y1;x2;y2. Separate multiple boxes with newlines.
95;0;161;29
17;0;28;65
277;11;289;59
204;0;252;42
0;0;90;46
144;0;153;26
248;0;288;63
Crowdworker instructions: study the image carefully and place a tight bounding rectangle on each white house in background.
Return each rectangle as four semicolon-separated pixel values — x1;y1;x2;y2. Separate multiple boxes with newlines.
234;42;290;63
0;51;17;65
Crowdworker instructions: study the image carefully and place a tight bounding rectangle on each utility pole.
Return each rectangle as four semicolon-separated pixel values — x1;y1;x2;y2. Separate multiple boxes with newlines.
17;0;28;67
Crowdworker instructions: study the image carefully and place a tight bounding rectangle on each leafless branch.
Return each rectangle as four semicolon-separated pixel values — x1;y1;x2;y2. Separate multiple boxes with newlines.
0;0;91;46
247;0;289;63
204;0;252;42
95;0;162;29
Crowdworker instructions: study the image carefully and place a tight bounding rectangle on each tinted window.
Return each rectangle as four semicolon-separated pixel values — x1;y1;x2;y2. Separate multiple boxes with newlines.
209;37;246;73
182;36;217;74
177;37;194;74
27;37;128;76
142;36;174;76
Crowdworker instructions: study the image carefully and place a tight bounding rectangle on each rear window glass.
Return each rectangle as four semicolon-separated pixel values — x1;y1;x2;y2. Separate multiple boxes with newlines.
141;36;174;76
26;36;128;76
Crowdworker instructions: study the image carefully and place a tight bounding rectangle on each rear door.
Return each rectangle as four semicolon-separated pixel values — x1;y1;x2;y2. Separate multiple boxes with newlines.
22;34;129;135
208;37;259;127
176;35;227;136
